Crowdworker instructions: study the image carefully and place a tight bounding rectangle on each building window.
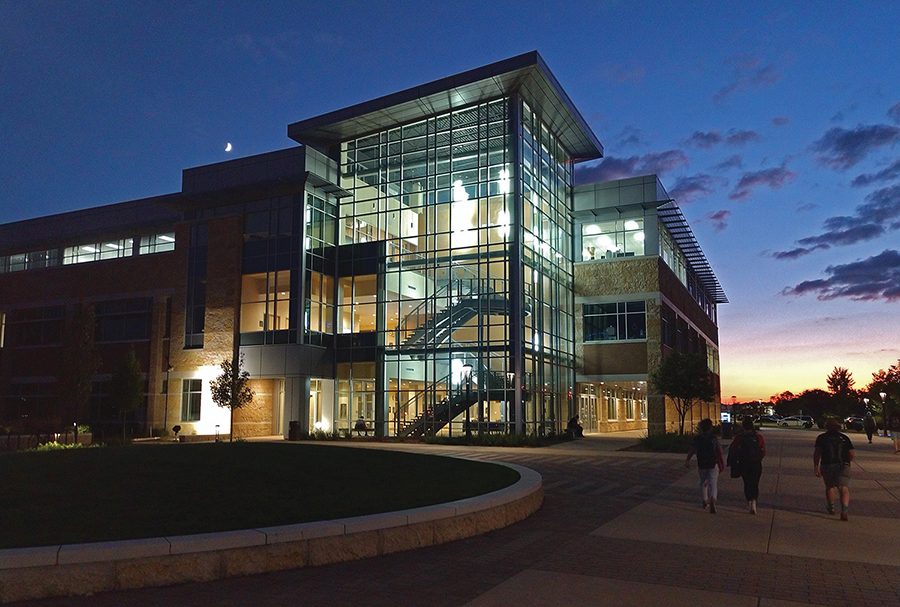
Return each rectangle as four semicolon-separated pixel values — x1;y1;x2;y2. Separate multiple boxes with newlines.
583;301;646;341
5;306;65;347
625;393;635;420
581;218;645;260
181;379;202;421
640;394;648;420
606;390;617;421
184;223;208;349
240;270;292;333
139;233;175;255
95;298;152;342
63;238;134;264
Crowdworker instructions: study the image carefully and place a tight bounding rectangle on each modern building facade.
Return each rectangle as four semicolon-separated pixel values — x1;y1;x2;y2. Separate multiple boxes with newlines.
0;52;725;440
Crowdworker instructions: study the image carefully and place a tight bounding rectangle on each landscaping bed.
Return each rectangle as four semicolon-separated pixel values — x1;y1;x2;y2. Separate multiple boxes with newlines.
0;442;519;549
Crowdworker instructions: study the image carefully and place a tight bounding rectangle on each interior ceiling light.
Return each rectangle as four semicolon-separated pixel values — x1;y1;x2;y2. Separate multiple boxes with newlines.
624;220;640;230
583;224;601;235
159;234;175;242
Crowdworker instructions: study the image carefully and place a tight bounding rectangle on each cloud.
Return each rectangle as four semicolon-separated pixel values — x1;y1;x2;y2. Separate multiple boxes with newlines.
729;166;796;200
668;174;718;203
783;249;900;301
797;202;817;212
714;155;743;171
887;102;900;124
714;55;781;102
685;131;722;149
851;159;900;187
614;126;644;148
707;210;731;232
772;116;790;127
811;124;900;170
575;150;689;184
773;185;900;259
725;129;761;145
684;129;759;148
598;62;646;84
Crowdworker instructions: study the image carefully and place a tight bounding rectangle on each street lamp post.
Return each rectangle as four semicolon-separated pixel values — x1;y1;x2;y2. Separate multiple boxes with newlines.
880;392;887;437
163;365;173;438
463;363;473;441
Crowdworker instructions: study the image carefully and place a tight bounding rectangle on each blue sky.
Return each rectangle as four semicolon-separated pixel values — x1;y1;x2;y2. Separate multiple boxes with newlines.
2;1;898;400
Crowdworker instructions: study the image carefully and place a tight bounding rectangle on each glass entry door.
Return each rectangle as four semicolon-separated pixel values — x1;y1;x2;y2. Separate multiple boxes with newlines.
578;393;598;432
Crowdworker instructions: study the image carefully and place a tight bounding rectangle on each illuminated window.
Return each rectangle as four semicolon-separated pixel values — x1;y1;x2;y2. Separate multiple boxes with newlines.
181;379;202;422
583;302;646;341
139;233;175;254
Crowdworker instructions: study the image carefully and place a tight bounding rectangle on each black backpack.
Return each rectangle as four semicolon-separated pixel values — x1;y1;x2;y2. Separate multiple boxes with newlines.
739;432;762;463
695;434;716;468
820;434;845;465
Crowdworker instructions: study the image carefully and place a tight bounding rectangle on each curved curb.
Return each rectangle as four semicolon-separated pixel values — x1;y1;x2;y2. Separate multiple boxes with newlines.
0;462;542;603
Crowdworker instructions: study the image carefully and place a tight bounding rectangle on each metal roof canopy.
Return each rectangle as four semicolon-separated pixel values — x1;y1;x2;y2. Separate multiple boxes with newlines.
657;201;728;304
288;51;603;162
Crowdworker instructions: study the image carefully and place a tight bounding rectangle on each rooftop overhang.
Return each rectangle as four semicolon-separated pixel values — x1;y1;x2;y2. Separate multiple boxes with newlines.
657;201;729;304
288;51;603;162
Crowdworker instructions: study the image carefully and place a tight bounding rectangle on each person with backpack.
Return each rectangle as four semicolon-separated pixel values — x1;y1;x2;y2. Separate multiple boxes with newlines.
685;418;725;514
728;417;766;514
863;412;876;444
814;418;855;521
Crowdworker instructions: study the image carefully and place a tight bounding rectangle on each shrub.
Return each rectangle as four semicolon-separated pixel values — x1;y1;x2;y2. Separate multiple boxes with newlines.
32;441;98;452
637;432;695;453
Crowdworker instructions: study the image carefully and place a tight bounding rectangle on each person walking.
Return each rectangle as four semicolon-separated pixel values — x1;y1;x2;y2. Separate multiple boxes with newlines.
728;417;766;514
863;412;876;444
814;418;855;521
685;418;725;514
890;413;900;454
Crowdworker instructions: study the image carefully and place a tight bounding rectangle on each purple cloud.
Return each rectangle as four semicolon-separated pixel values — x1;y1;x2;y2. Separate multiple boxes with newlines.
575;150;689;184
684;129;759;148
615;126;644;148
730;166;796;200
773;186;900;259
772;116;790;127
708;210;731;232
669;174;718;203
714;55;781;102
797;202;817;212
714;155;743;171
783;249;900;301
811;124;900;170
851;159;900;187
888;102;900;124
685;131;722;148
725;129;761;145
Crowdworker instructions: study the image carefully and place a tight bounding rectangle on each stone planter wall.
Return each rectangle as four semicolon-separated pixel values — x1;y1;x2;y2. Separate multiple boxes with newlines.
0;463;542;604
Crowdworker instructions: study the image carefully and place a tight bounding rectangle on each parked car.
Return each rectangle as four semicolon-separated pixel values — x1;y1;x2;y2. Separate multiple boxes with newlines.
843;416;865;431
779;415;815;429
758;415;783;425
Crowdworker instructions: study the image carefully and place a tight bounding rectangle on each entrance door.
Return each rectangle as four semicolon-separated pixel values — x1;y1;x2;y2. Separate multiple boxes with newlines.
579;394;598;432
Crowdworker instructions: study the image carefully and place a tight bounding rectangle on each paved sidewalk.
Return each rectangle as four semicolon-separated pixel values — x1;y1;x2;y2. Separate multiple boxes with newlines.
16;429;900;606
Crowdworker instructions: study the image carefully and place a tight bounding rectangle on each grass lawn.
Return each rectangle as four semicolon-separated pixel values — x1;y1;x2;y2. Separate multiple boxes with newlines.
0;443;519;549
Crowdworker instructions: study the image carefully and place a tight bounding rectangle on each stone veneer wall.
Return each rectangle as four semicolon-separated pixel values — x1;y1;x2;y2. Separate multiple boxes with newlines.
162;215;243;436
233;379;275;438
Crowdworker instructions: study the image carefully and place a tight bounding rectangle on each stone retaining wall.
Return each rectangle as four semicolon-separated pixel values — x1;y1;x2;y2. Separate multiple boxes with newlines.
0;463;541;603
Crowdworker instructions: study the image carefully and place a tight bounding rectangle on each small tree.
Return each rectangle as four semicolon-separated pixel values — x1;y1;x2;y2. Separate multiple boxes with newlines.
108;347;144;442
651;352;715;435
210;354;254;442
59;304;99;440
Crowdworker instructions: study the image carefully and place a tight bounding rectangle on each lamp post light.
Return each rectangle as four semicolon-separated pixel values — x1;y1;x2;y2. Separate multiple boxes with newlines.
880;391;888;437
163;365;174;438
463;363;473;441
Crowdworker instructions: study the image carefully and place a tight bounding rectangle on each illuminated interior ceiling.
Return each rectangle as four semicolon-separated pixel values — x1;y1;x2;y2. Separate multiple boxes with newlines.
288;51;603;162
657;201;729;304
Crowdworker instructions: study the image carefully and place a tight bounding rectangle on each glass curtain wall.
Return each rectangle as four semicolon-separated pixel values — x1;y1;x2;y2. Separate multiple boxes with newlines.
339;98;516;436
519;100;575;435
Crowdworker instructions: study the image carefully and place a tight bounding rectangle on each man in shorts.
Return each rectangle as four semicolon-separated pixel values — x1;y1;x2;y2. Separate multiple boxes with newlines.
814;418;855;521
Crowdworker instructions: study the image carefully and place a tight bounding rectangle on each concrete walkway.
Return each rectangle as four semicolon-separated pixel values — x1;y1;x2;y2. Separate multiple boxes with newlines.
16;429;900;606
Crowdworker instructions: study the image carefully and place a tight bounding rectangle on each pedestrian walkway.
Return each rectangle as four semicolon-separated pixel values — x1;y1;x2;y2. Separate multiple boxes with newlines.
16;429;900;607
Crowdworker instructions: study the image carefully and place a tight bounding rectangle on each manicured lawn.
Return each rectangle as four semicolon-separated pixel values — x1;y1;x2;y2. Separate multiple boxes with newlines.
0;443;519;549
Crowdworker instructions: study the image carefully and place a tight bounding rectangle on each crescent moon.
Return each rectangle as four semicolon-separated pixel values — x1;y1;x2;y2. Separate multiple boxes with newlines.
225;142;233;152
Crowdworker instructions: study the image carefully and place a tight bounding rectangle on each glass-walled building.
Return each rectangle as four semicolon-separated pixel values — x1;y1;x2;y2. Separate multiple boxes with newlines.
1;52;725;440
286;52;602;437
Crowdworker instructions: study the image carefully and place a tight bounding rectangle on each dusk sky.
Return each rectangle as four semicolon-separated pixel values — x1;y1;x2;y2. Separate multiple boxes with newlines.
2;2;898;402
